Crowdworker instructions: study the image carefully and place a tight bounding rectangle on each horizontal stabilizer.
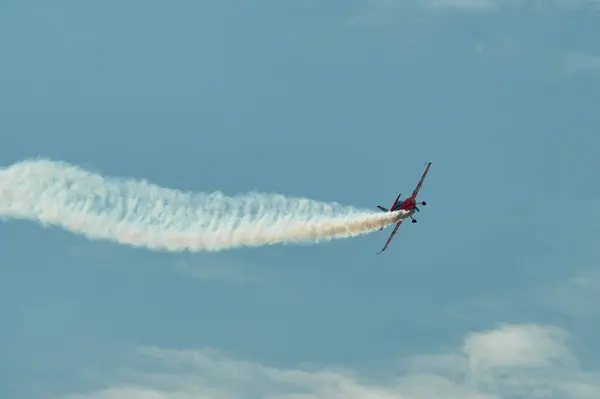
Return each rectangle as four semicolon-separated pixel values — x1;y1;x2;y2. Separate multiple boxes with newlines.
377;205;389;212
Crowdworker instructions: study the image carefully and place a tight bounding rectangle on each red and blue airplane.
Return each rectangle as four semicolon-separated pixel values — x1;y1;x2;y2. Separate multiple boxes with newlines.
376;162;432;254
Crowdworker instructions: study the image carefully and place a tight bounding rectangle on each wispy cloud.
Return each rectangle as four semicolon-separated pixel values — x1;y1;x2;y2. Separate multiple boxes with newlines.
62;324;600;399
350;0;600;26
474;36;521;61
420;0;600;11
173;258;259;284
426;0;497;11
536;269;600;317
563;52;600;76
348;0;494;27
463;324;573;368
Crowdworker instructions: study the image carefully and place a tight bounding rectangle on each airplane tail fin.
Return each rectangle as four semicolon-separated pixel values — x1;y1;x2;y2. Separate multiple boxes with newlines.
377;205;388;230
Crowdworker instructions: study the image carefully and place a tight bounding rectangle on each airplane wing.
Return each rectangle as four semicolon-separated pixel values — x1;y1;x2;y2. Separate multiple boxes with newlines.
410;162;432;199
377;218;404;255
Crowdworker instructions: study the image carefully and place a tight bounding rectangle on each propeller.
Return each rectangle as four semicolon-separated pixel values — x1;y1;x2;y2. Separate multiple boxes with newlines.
414;201;426;212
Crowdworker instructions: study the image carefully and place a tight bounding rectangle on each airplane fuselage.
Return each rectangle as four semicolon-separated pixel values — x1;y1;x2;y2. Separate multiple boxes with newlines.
393;197;416;212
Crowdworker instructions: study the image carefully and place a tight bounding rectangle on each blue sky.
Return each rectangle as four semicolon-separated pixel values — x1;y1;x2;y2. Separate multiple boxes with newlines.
1;0;599;398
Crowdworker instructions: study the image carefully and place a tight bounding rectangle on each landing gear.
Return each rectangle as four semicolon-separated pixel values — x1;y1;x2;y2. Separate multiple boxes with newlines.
421;201;427;206
410;216;417;223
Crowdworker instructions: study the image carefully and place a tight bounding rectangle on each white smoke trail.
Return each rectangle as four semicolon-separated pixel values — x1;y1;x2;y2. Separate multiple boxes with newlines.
0;159;408;252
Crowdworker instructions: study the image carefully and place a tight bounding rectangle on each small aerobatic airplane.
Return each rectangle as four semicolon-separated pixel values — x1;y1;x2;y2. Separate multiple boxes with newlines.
376;162;432;255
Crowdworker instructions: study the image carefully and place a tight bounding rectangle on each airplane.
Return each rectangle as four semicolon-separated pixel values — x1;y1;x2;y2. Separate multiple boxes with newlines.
376;162;432;255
